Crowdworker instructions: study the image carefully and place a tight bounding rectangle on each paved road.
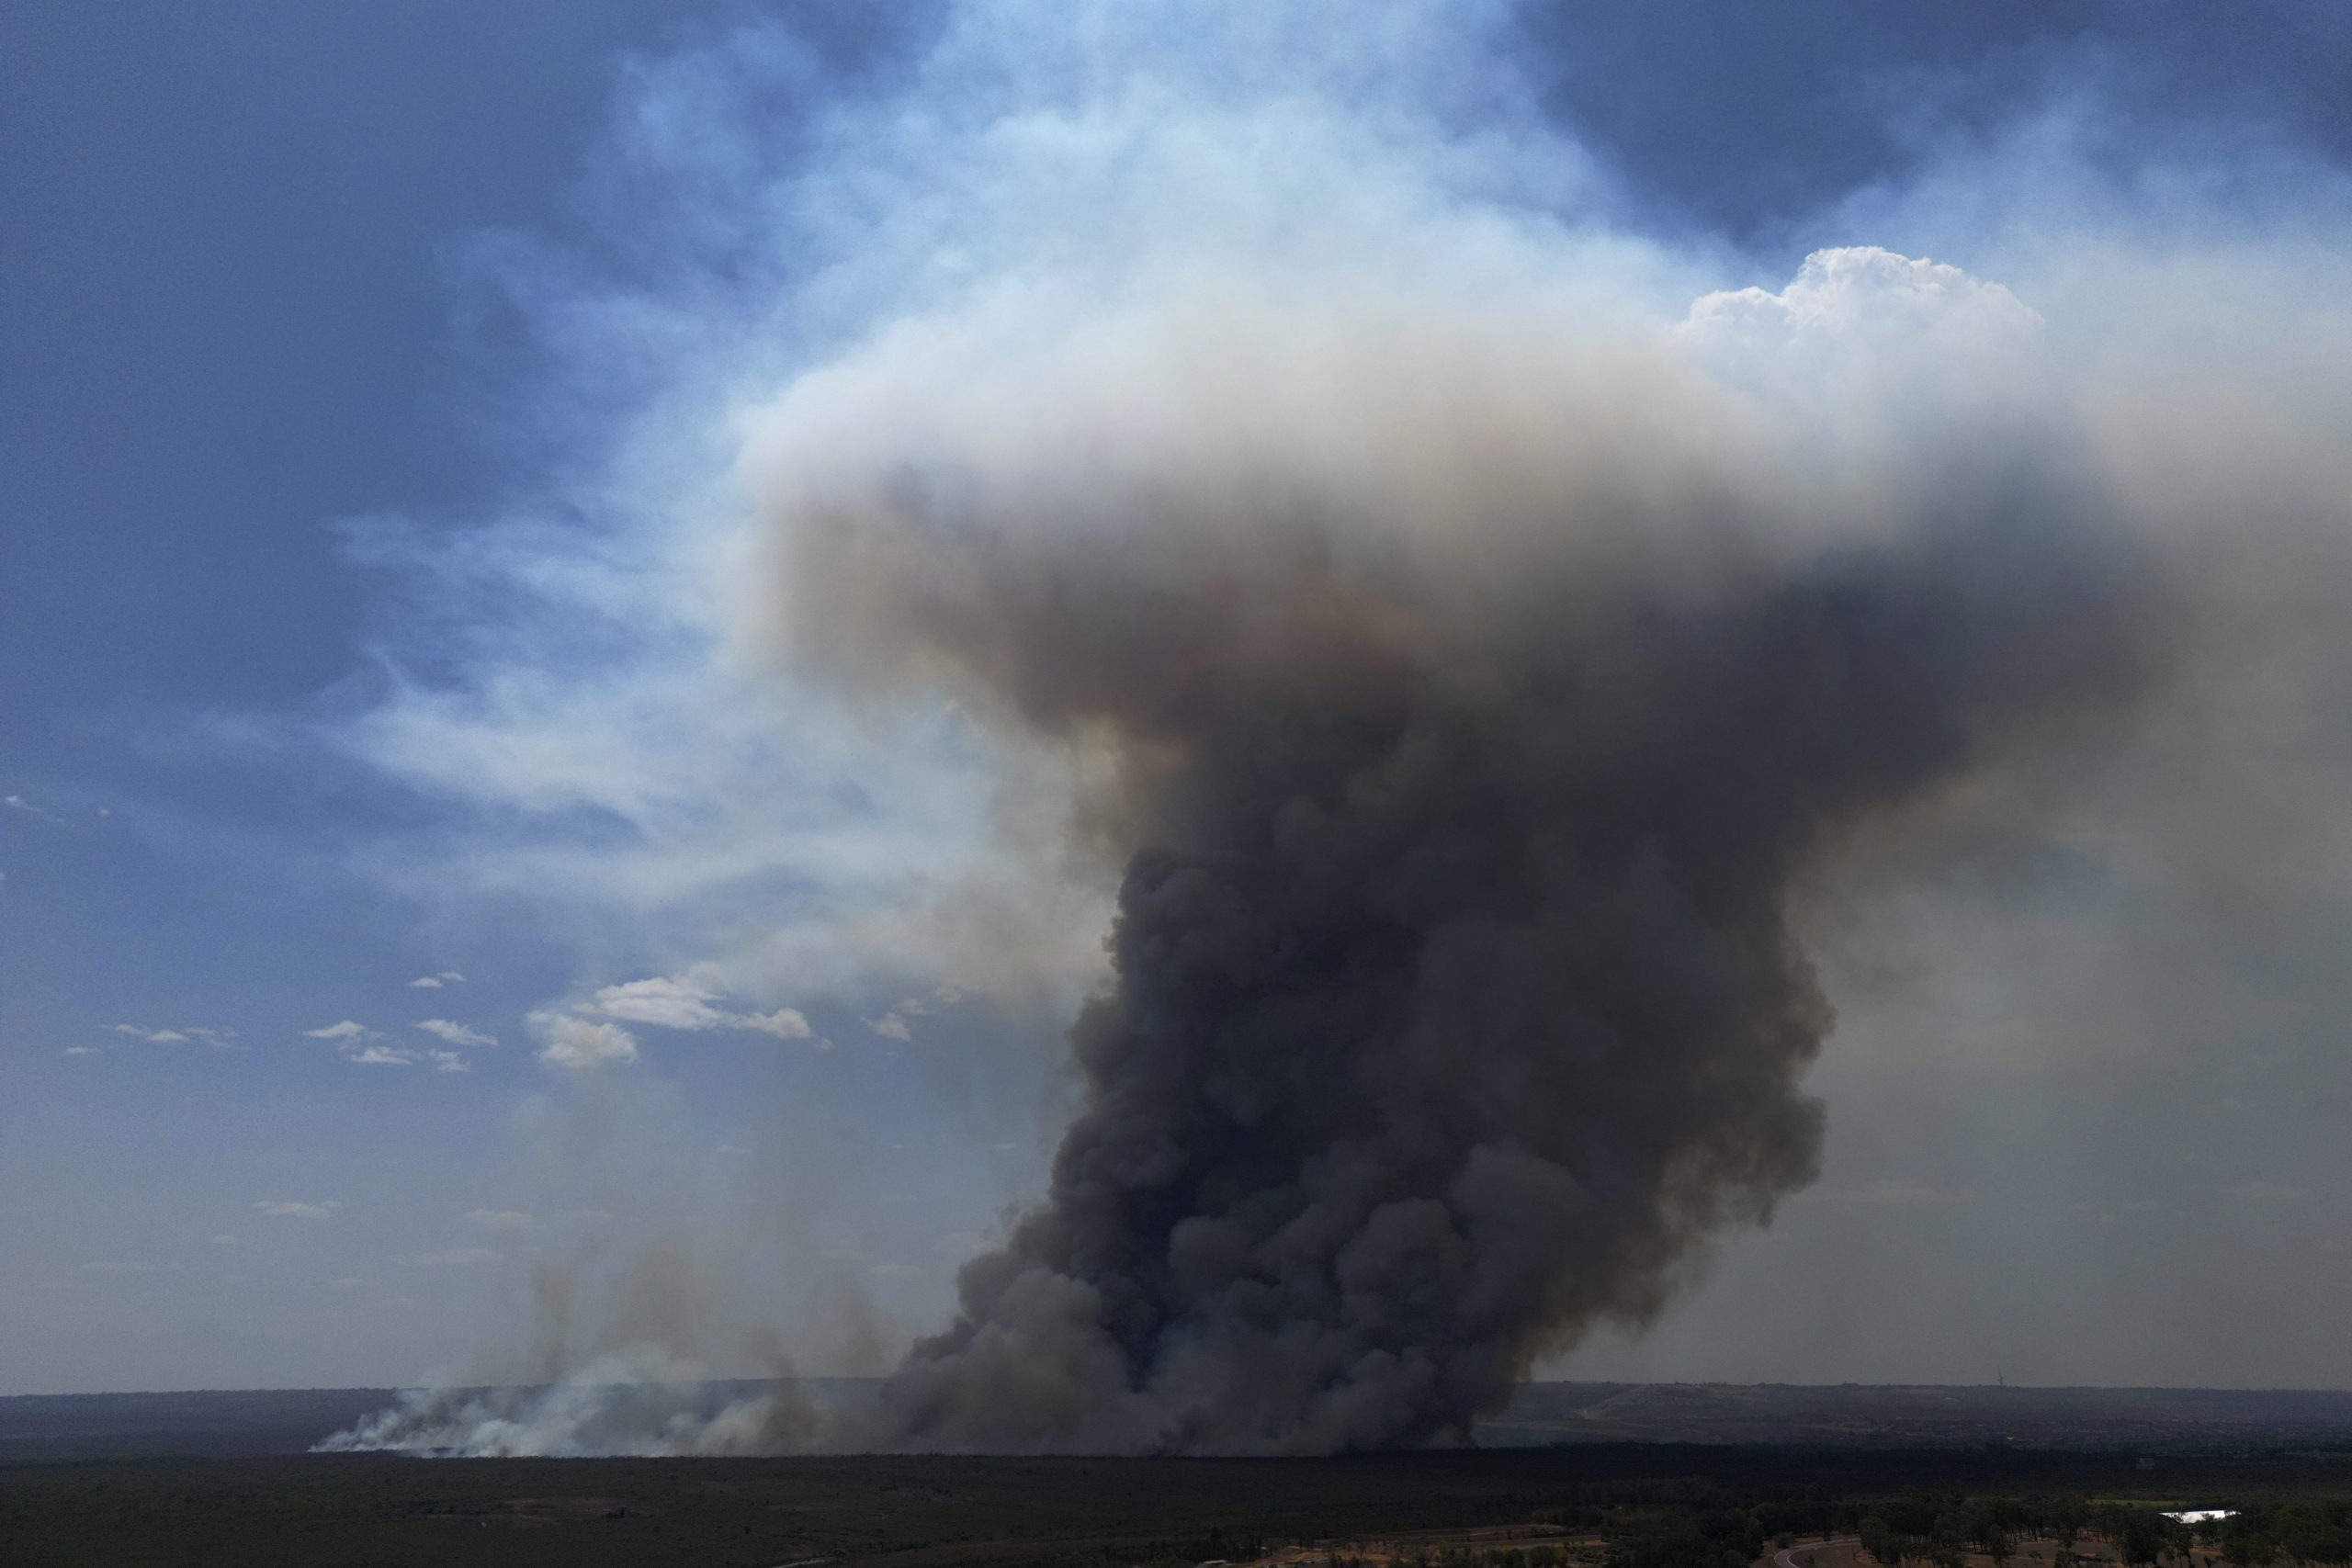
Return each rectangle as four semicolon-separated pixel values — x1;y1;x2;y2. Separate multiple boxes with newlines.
1777;1537;1862;1568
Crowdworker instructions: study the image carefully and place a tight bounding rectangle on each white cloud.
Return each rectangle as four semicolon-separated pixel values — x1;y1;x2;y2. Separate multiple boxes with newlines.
465;1209;534;1231
5;794;63;822
580;972;818;1043
346;1044;418;1066
427;1049;470;1073
63;1044;97;1056
530;1010;639;1069
868;1010;912;1042
407;976;443;988
107;1022;234;1047
588;974;736;1030
255;1200;339;1220
303;1020;371;1041
414;1019;496;1048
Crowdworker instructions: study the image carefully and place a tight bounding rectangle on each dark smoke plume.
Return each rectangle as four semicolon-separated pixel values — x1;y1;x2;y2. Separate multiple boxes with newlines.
765;293;2161;1450
306;0;2352;1457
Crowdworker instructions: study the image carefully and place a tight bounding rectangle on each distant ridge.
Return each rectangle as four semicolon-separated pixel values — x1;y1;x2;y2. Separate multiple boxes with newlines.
1486;1382;2352;1452
6;1382;2351;1463
0;1387;399;1463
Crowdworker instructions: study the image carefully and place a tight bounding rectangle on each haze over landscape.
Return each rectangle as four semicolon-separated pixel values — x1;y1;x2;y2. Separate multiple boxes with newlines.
5;1;2351;1456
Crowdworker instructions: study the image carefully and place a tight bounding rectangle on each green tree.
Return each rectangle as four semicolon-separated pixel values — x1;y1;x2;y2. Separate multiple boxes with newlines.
2117;1512;2166;1568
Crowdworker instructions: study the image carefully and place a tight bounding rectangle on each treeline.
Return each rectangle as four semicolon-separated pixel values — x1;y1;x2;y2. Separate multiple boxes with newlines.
2202;1502;2352;1568
1096;1480;2352;1568
1853;1494;2352;1568
1541;1483;1842;1568
1555;1485;2352;1568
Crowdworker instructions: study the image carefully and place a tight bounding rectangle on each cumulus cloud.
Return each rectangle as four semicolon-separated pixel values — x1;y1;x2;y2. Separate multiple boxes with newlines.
62;1044;97;1056
414;1019;496;1048
740;1006;813;1040
409;970;467;988
255;1200;339;1221
346;1044;418;1066
587;975;737;1031
427;1049;471;1073
579;972;815;1042
302;1020;371;1042
530;1011;639;1069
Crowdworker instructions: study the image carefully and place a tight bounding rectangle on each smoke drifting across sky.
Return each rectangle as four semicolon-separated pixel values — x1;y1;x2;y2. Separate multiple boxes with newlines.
324;1;2352;1452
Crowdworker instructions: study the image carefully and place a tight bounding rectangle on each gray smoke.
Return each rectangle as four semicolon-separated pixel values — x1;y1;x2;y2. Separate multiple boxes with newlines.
318;0;2352;1457
750;265;2165;1452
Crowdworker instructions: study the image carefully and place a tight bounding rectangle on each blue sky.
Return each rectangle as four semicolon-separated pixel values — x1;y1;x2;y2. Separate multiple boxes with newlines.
6;1;2352;1400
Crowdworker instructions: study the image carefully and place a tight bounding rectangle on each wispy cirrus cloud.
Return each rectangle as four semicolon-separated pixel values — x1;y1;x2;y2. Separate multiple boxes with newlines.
109;1023;236;1047
414;1019;496;1048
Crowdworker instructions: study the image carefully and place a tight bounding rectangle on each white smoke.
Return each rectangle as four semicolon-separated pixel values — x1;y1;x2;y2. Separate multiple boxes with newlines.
320;0;2352;1451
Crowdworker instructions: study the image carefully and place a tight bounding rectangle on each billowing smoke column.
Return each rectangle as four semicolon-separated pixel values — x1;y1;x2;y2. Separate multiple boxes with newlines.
317;0;2352;1458
748;258;2160;1451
